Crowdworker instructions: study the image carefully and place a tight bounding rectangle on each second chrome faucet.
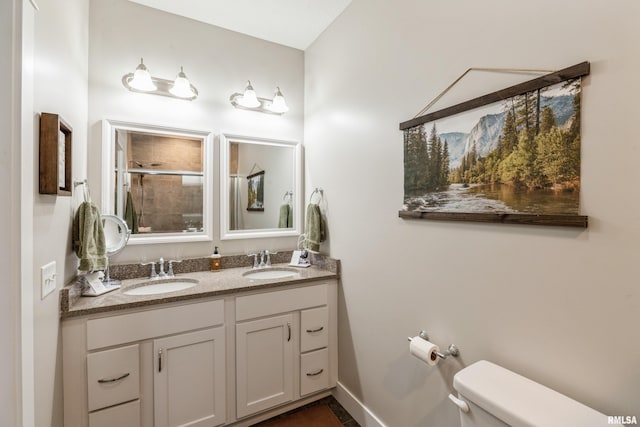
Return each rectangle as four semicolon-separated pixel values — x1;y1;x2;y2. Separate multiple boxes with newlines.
141;257;181;279
248;250;275;269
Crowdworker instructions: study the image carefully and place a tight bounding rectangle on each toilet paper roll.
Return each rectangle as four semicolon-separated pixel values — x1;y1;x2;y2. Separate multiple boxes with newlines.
409;336;440;366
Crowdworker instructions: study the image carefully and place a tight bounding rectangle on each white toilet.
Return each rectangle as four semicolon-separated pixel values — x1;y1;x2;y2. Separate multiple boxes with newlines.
451;360;607;427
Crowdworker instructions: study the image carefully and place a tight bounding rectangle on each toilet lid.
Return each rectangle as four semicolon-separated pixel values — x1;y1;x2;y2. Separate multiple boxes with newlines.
453;361;607;427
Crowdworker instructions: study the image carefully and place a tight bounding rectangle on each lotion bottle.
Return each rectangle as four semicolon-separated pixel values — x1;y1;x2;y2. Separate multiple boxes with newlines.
210;246;222;271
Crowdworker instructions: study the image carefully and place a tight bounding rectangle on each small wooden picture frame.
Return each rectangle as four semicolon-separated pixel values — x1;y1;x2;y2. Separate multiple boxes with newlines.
39;112;72;196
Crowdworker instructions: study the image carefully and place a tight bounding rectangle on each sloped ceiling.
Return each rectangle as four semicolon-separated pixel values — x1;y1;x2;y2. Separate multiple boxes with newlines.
129;0;352;50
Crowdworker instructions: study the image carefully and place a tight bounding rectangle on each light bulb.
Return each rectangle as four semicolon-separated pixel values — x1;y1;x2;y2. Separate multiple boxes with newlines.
237;80;261;108
268;87;289;113
128;58;156;92
169;67;196;98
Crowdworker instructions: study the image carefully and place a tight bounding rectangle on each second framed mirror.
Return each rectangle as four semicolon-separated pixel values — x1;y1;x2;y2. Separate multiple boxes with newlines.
220;133;302;240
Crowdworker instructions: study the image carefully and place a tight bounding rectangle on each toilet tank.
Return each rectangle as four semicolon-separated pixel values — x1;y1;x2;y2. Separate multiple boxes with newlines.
452;360;607;427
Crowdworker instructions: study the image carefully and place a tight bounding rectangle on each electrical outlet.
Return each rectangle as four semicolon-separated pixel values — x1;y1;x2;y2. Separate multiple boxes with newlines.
41;261;57;299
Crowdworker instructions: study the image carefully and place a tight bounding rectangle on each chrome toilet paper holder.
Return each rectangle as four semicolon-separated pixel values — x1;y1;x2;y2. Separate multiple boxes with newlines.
407;331;460;360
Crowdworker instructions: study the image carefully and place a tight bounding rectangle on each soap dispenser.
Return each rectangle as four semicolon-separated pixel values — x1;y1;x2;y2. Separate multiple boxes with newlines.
210;246;222;271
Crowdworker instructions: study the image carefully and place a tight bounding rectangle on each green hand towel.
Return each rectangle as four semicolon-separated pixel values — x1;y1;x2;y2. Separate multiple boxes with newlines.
72;201;107;271
278;204;293;228
303;203;325;253
125;190;139;234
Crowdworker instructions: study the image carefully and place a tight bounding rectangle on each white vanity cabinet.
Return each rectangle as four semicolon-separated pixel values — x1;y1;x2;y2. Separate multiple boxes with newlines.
62;278;337;427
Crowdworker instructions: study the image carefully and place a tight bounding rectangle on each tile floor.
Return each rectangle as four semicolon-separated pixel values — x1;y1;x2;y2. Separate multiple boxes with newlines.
253;396;360;427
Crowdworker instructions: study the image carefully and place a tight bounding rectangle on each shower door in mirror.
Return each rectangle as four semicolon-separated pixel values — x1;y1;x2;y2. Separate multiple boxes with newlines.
102;120;213;244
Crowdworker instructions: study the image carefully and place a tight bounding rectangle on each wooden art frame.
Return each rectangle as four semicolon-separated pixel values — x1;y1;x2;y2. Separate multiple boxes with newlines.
246;170;265;212
399;62;590;228
39;112;72;196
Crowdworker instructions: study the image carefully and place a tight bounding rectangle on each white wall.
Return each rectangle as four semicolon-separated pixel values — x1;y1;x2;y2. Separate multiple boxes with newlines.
1;1;19;424
305;0;640;425
88;0;305;263
32;0;89;426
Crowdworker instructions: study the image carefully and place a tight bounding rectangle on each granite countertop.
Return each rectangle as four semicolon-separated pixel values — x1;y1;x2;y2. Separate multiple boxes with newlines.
60;262;338;319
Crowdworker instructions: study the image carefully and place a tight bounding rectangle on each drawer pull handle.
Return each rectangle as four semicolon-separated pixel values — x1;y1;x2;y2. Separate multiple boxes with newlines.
97;372;130;384
306;326;324;333
158;348;163;373
287;323;292;342
306;368;324;377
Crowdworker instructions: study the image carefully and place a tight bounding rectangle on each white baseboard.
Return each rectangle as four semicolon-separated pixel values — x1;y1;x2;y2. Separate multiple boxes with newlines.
332;381;387;427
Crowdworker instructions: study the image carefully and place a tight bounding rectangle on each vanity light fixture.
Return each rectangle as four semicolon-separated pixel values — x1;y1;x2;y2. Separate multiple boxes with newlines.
122;58;199;101
229;80;289;115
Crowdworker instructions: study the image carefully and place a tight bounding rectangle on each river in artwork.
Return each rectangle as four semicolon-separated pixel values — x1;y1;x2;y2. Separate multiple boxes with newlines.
404;183;579;215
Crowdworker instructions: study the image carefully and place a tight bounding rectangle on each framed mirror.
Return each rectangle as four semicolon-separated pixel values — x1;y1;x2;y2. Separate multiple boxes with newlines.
102;119;214;244
220;133;302;240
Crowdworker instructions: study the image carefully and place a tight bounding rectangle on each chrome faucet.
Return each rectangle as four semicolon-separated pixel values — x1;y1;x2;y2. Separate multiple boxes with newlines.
157;257;167;278
141;261;158;279
248;250;273;269
248;253;259;269
167;260;181;277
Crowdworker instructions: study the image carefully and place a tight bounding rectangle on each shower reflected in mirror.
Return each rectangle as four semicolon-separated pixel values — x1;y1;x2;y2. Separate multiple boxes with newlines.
102;120;213;244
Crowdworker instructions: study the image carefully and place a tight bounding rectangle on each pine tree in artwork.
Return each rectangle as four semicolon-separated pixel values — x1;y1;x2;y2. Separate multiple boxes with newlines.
566;83;581;184
539;106;556;135
403;126;430;195
500;110;518;156
514;92;538;141
427;124;441;189
536;127;572;185
441;140;450;187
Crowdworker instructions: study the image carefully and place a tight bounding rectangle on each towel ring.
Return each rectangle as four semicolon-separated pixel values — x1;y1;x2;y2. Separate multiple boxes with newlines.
309;188;323;204
283;191;293;202
74;179;91;202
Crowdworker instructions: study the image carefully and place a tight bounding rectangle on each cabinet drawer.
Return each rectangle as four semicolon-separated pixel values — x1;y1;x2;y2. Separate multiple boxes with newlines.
89;400;140;427
301;306;328;352
236;284;327;321
300;348;329;396
87;344;140;412
87;299;224;350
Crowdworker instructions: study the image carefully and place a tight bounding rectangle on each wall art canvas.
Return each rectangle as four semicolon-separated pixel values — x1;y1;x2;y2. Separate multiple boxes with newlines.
403;78;582;218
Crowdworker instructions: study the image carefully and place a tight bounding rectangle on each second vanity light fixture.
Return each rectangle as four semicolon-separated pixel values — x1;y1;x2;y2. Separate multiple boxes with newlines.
230;80;289;114
122;58;199;101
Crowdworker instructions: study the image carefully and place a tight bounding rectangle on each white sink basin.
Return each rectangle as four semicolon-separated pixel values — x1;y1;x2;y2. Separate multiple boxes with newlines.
124;278;198;296
242;269;299;280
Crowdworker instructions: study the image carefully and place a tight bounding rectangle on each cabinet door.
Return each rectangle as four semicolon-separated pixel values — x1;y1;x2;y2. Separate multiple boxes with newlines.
154;328;226;427
236;314;294;418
